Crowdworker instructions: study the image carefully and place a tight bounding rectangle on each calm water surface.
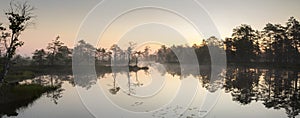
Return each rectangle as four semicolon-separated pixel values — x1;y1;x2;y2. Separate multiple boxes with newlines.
2;63;300;118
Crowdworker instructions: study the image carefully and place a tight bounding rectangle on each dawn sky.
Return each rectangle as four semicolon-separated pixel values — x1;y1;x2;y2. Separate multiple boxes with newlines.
0;0;299;56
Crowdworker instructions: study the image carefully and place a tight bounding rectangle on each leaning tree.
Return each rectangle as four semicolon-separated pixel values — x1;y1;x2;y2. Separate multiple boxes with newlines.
0;1;35;83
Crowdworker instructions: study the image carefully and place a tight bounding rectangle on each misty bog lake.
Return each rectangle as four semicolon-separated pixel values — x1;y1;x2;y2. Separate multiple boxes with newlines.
1;63;300;118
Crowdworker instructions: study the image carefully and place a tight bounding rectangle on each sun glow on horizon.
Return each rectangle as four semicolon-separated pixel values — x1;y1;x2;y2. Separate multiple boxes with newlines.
96;8;204;51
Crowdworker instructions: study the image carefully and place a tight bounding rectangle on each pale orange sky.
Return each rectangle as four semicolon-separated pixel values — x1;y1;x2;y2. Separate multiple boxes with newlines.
0;0;299;56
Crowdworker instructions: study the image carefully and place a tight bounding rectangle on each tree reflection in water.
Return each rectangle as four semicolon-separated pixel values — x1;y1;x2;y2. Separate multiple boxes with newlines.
224;67;300;118
124;70;146;96
25;75;66;104
109;72;120;95
5;64;297;118
139;64;299;118
0;74;65;117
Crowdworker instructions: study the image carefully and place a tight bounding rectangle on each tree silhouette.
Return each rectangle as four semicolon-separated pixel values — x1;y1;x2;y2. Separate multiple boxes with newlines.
143;46;150;61
95;47;107;64
110;44;122;66
56;45;72;65
224;37;236;62
46;36;63;65
231;24;259;63
0;1;34;82
31;36;71;66
133;51;143;66
286;17;300;63
262;22;299;64
32;49;47;65
127;42;136;66
73;40;96;65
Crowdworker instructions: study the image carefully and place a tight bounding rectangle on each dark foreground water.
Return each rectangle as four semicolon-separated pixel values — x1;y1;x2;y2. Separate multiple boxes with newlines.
1;63;300;118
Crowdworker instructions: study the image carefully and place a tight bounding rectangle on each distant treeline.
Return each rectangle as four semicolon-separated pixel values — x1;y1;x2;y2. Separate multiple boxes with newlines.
5;17;300;66
156;17;300;65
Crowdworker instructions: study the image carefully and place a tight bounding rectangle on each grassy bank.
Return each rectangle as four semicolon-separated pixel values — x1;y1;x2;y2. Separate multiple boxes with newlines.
0;84;58;104
0;84;58;117
4;65;73;83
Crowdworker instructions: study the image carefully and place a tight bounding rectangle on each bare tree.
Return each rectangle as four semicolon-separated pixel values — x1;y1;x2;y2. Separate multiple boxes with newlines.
0;1;35;83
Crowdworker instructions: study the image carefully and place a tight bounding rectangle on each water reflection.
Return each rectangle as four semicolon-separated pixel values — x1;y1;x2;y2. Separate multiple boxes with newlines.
108;72;120;95
0;75;68;117
23;75;67;105
224;67;300;118
1;64;299;118
94;64;299;118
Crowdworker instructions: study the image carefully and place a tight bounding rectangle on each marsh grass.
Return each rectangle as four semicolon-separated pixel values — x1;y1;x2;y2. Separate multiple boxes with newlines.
0;84;58;117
